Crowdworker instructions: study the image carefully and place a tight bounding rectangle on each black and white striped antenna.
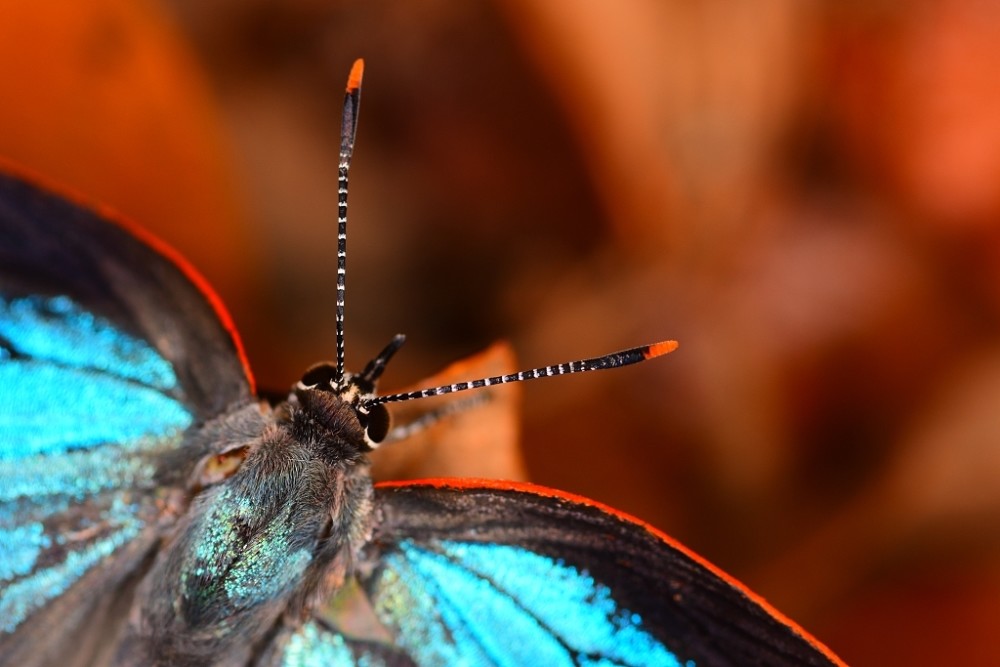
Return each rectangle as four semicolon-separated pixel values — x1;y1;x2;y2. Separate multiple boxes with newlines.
330;59;677;426
363;341;677;409
334;59;364;384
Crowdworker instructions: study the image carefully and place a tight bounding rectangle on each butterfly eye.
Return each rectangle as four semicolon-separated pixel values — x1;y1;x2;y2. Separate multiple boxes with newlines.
300;363;338;389
358;403;390;445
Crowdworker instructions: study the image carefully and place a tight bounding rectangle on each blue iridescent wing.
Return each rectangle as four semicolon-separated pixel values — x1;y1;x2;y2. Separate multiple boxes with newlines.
267;480;842;667
0;168;254;666
256;620;416;667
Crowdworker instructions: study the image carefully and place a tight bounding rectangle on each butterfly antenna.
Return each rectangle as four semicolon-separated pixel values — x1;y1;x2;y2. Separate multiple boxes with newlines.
359;334;406;384
335;58;364;383
366;340;678;406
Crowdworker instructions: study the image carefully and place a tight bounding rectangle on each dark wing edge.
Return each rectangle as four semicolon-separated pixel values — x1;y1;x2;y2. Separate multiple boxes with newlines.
358;479;846;667
0;159;255;414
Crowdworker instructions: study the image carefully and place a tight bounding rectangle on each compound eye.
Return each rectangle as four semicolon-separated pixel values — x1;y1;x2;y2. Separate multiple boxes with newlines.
300;363;337;389
360;404;390;445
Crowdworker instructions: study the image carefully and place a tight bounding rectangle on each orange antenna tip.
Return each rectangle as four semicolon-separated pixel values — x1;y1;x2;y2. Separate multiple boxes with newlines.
347;59;365;93
644;340;679;359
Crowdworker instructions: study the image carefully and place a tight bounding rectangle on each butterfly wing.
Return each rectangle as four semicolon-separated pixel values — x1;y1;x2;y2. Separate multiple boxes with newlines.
0;167;255;665
254;621;418;667
266;479;843;667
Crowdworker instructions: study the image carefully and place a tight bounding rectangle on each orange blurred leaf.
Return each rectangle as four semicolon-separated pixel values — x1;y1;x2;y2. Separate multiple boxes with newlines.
370;342;527;482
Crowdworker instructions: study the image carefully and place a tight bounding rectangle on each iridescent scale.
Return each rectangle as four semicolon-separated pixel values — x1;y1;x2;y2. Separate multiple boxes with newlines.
0;293;191;634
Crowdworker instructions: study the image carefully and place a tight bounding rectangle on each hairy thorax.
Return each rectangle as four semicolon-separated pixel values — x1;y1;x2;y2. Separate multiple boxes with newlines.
118;398;374;667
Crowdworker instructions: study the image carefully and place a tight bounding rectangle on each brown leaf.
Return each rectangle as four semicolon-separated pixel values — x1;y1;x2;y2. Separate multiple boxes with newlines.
370;342;527;482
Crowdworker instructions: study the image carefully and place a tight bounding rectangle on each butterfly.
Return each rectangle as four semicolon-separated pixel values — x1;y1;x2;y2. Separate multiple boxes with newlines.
0;59;844;666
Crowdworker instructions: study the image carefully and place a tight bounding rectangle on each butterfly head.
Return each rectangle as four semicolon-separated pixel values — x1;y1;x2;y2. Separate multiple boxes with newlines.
294;333;405;450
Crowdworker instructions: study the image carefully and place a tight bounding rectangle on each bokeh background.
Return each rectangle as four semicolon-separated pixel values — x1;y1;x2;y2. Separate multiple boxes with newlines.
2;1;999;663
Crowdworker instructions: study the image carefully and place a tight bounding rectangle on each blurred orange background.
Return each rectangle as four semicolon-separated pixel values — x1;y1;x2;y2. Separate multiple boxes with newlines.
2;1;999;664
